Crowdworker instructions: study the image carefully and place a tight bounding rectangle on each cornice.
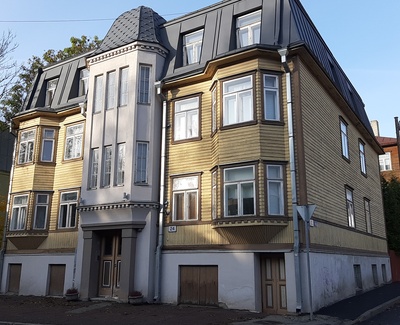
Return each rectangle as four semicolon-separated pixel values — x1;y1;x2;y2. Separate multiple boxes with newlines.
78;201;160;212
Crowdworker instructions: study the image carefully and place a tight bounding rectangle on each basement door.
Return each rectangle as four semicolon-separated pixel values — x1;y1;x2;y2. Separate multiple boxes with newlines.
98;231;122;298
261;255;287;314
179;266;218;306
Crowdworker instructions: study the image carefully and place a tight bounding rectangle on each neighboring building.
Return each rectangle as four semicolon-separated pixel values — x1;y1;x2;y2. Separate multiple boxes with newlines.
0;52;89;296
0;0;390;315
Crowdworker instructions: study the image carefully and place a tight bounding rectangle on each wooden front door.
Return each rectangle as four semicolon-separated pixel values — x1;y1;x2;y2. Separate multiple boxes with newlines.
98;231;122;298
48;264;66;296
179;265;218;306
261;255;287;314
7;264;21;293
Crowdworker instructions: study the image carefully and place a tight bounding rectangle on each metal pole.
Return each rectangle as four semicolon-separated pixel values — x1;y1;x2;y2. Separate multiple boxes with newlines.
305;218;313;320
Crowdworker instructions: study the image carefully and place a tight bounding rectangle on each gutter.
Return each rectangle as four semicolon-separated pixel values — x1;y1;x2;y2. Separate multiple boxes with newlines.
278;48;302;313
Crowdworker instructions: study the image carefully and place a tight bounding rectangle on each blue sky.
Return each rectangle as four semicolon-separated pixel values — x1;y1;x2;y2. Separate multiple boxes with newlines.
1;0;399;137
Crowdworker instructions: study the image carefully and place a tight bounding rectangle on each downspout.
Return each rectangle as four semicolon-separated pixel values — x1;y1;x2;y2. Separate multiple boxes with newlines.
154;84;167;303
278;48;302;313
0;130;17;292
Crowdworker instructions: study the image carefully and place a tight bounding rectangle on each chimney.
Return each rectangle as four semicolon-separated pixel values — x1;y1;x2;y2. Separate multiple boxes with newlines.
370;120;380;137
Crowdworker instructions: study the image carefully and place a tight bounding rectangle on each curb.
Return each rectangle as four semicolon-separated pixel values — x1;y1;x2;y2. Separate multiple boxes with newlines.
350;296;400;324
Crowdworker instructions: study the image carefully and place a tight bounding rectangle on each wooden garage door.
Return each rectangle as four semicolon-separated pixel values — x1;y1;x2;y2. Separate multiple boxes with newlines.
48;264;66;296
179;266;218;306
7;264;21;293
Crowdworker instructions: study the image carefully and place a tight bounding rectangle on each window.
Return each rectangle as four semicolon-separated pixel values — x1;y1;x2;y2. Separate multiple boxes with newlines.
18;129;35;164
264;74;280;121
379;152;391;171
103;146;112;187
118;67;129;106
212;171;217;219
135;142;148;184
10;195;28;230
364;198;372;234
116;143;125;185
354;264;362;291
183;29;204;65
223;76;253;126
138;65;150;104
58;191;78;228
372;264;378;286
174;97;199;141
267;165;284;215
64;123;83;160
106;71;116;109
211;87;217;133
172;176;198;221
236;10;261;48
90;148;99;189
346;187;355;228
41;129;55;162
93;75;103;113
33;194;49;229
224;166;255;217
45;78;58;106
79;68;89;96
340;119;349;159
359;141;366;175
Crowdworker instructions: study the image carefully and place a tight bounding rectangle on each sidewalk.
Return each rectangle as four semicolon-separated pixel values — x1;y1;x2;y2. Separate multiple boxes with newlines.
0;282;399;325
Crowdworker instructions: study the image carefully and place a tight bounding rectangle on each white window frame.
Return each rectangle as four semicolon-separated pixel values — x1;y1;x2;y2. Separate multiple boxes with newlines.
41;128;55;162
64;123;83;160
183;29;204;65
33;193;49;230
364;198;372;234
106;70;116;110
117;143;125;185
174;97;199;141
172;176;199;221
379;152;392;171
93;75;103;113
118;67;129;107
266;165;284;216
264;74;280;121
359;141;367;175
236;10;261;48
79;68;89;96
224;166;255;217
135;142;148;184
212;171;217;219
138;65;151;104
211;87;217;133
346;187;355;228
90;148;99;189
58;191;78;229
340;119;349;159
103;146;112;187
45;78;58;106
10;195;28;231
223;75;253;126
18;129;35;164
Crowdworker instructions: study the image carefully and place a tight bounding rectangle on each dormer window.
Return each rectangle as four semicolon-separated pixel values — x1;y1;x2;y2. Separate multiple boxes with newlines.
183;29;204;65
79;69;89;96
236;10;261;48
45;78;58;106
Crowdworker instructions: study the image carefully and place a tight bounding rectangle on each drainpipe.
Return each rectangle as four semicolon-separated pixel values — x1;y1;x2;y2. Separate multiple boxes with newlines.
154;84;167;303
278;48;302;313
0;130;17;292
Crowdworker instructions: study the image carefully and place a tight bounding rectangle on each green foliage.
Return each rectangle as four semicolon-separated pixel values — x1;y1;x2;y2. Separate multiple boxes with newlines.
382;176;400;253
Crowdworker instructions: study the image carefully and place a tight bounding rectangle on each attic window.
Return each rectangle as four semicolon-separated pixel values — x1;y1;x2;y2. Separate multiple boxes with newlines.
79;69;89;96
183;29;204;65
236;10;261;48
45;78;58;106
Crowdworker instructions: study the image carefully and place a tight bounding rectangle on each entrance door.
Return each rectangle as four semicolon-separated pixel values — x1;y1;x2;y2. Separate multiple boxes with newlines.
98;231;122;298
261;255;287;314
48;264;66;296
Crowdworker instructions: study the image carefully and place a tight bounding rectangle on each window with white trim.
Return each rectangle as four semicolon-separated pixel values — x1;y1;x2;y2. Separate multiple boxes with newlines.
236;10;261;48
106;71;116;110
93;75;103;113
223;76;253;126
45;78;58;106
359;141;367;175
103;146;112;187
18;129;35;164
266;165;284;215
116;143;125;185
183;29;204;65
10;195;28;231
41;129;55;162
79;68;89;96
64;123;83;160
379;152;391;171
174;97;199;141
172;176;199;221
33;193;49;229
90;148;99;189
340;119;349;159
211;87;217;133
135;142;148;184
118;67;129;106
212;171;217;219
346;187;355;228
58;191;78;228
138;65;150;104
224;166;255;217
364;198;372;234
264;74;280;121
